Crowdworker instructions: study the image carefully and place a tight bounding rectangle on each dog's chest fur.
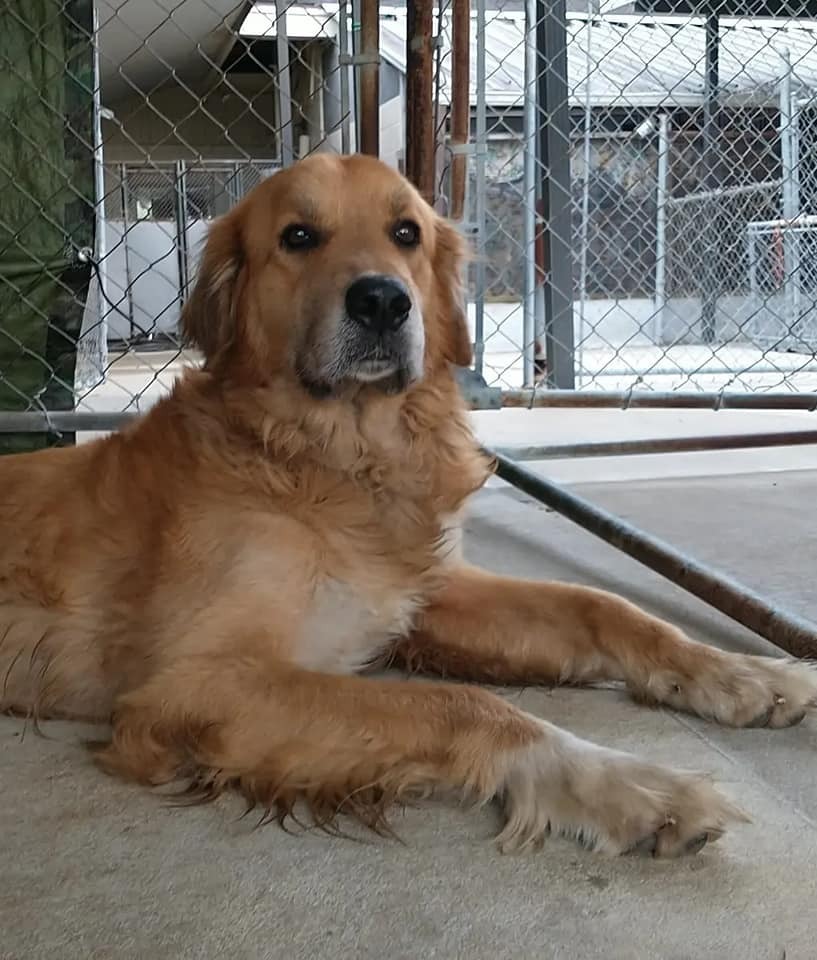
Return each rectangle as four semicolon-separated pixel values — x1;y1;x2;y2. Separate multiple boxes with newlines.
293;508;464;675
256;383;491;675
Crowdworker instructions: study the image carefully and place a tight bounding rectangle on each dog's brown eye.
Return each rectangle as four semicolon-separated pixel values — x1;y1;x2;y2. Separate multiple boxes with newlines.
281;224;319;251
392;220;420;248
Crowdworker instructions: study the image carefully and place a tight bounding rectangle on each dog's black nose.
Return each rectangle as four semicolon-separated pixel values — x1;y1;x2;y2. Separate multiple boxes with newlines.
345;275;412;334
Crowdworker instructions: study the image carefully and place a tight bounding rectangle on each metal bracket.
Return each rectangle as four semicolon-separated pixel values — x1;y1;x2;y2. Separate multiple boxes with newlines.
338;53;382;65
454;368;502;410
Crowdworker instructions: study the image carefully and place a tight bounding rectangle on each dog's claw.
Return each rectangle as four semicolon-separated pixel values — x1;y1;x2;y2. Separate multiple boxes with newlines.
785;710;807;728
747;705;775;728
684;833;710;855
628;833;658;857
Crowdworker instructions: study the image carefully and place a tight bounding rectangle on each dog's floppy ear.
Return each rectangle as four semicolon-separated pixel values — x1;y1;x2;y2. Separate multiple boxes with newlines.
180;212;244;364
433;218;473;368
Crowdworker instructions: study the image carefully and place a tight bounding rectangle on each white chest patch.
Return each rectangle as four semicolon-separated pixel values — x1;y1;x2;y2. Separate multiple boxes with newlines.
292;512;465;675
294;577;422;674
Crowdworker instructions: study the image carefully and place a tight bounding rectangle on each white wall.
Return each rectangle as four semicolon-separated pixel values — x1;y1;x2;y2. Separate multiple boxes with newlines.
102;219;208;341
379;95;405;170
468;298;659;354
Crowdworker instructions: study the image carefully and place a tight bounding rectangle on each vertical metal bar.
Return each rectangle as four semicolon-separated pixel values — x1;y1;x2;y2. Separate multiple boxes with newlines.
653;113;669;346
431;0;448;210
406;0;436;202
119;164;135;340
473;0;487;377
536;0;575;389
174;161;190;315
792;97;803;329
338;0;352;154
275;0;294;165
359;0;380;156
522;0;537;388
576;4;593;390
747;225;759;315
352;0;362;152
91;4;110;347
700;11;719;344
780;47;801;333
449;0;470;221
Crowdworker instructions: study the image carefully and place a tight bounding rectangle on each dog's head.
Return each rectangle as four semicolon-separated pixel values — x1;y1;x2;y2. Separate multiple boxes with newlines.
181;154;472;396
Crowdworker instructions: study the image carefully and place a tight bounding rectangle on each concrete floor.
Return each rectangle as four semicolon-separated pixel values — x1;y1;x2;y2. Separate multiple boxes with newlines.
3;461;817;959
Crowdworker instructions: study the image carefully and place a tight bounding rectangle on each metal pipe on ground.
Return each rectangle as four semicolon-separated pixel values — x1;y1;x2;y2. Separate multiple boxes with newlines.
493;429;817;461
491;451;817;659
359;0;380;157
405;0;436;202
448;0;470;221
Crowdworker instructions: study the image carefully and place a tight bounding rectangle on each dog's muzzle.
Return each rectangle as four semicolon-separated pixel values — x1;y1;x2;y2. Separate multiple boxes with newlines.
298;274;425;397
338;274;423;389
345;275;412;336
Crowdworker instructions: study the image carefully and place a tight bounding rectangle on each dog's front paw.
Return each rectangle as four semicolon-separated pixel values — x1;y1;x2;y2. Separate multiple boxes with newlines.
638;652;817;729
497;725;747;858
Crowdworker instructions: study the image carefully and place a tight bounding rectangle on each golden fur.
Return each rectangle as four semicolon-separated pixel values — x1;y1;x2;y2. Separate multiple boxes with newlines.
2;154;816;858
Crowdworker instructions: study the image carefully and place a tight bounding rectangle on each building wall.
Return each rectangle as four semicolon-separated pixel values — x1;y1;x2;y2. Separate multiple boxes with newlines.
102;74;282;164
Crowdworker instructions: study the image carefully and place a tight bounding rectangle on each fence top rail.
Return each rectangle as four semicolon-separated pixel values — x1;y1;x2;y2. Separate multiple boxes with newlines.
3;391;817;434
747;215;817;230
669;180;783;207
500;390;817;411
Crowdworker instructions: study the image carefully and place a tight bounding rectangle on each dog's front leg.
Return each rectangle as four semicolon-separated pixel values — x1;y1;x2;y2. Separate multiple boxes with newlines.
398;566;817;728
92;652;741;856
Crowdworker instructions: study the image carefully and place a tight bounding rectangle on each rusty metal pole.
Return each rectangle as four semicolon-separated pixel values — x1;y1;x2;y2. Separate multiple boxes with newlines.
406;0;436;202
492;451;817;659
359;0;380;156
448;0;470;220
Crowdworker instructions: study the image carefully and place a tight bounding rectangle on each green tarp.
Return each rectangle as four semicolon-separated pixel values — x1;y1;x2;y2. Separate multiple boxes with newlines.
0;0;95;454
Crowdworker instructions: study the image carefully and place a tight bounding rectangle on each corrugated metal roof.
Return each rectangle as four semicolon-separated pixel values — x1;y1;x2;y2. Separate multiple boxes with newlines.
378;10;817;107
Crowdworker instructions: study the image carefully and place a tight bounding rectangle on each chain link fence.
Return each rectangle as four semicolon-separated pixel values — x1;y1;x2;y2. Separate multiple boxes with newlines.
2;0;817;451
456;0;817;400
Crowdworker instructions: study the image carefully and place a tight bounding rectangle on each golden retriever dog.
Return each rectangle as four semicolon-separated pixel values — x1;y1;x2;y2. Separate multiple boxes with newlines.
2;153;816;859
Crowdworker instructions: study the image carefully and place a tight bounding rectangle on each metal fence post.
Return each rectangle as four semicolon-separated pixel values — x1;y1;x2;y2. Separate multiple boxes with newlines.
473;0;487;378
406;0;436;203
448;0;470;222
653;113;670;346
119;164;136;340
536;0;575;390
359;0;380;157
275;0;295;165
700;11;720;345
91;2;110;364
522;0;538;388
780;47;802;332
174;161;190;313
576;5;593;389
